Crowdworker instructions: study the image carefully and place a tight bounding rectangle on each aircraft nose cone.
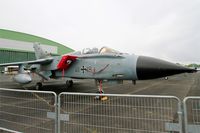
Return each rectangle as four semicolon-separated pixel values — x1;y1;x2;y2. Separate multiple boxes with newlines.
136;56;196;80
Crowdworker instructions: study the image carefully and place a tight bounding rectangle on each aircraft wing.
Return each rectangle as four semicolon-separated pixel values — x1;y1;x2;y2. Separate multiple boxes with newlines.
0;58;53;66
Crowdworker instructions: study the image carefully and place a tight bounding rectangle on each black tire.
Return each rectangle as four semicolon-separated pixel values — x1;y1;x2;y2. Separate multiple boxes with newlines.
69;80;73;87
66;80;73;88
36;82;42;90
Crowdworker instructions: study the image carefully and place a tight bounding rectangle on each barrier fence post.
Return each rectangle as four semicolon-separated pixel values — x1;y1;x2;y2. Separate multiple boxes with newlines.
58;93;61;133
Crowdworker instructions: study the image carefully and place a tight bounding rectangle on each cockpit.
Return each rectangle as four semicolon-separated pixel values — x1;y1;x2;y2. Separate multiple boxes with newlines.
99;47;120;54
82;47;121;55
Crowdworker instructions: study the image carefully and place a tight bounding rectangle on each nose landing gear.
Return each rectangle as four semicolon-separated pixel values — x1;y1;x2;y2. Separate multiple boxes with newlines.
94;80;108;101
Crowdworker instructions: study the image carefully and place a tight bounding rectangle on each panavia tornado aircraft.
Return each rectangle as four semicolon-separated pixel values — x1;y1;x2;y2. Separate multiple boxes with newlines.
0;43;196;92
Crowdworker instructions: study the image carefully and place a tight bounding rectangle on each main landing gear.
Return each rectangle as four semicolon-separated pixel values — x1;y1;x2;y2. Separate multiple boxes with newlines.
35;78;44;90
36;82;43;90
94;80;108;101
66;80;73;88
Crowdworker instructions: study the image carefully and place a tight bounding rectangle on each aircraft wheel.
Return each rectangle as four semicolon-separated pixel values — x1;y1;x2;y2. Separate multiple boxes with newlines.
69;80;73;87
36;82;43;90
66;80;73;88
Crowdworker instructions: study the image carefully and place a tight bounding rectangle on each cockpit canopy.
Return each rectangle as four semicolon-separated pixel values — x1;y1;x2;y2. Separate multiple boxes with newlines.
99;47;120;54
82;47;121;55
82;48;98;54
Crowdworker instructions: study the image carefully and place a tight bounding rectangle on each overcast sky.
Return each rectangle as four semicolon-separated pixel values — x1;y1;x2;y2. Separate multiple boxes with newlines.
0;0;200;64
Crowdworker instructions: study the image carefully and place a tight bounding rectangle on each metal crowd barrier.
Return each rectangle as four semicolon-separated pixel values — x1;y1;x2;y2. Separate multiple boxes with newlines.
184;97;200;133
58;93;182;133
0;88;57;133
4;88;200;133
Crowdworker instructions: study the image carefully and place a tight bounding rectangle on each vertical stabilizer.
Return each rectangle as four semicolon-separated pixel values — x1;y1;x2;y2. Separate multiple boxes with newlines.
33;42;50;59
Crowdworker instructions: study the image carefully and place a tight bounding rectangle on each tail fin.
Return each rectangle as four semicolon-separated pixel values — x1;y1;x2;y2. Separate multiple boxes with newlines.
33;42;50;59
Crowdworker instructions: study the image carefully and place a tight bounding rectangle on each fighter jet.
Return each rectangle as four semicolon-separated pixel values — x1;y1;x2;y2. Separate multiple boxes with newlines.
0;43;196;92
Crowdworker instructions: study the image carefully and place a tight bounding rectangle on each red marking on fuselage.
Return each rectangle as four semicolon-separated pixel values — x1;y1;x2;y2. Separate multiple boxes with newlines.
57;55;78;70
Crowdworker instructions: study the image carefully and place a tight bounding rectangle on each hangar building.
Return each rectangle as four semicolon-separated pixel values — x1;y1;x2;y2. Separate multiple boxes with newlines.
0;29;74;70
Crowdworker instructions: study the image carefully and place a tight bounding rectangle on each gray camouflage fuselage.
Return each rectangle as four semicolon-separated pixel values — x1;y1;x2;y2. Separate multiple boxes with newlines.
53;54;138;80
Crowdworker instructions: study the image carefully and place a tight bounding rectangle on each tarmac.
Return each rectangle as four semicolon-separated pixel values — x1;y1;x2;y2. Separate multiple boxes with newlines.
0;72;199;98
0;72;200;133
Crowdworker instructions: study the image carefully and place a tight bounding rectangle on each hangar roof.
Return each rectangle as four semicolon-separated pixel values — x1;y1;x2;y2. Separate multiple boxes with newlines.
0;29;74;55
